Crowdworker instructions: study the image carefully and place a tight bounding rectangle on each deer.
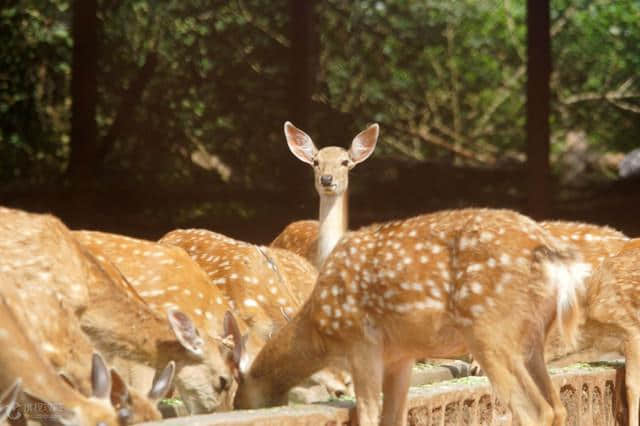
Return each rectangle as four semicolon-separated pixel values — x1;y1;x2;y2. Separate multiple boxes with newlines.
537;221;629;364
540;220;628;268
463;220;630;376
72;230;236;414
230;208;592;426
0;207;174;424
270;121;379;269
159;229;314;342
0;207;225;418
158;228;354;400
0;277;120;426
577;238;640;426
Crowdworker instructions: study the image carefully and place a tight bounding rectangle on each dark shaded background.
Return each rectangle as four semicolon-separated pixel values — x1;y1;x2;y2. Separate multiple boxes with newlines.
1;0;639;242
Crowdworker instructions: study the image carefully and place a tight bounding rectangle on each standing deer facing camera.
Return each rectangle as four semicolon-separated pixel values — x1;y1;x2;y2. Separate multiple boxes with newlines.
271;122;379;268
232;209;591;426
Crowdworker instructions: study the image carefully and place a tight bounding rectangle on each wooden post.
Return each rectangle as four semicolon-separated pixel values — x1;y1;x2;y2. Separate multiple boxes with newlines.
526;0;551;219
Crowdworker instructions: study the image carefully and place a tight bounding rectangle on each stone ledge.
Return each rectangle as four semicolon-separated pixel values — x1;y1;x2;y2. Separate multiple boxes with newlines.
140;363;626;425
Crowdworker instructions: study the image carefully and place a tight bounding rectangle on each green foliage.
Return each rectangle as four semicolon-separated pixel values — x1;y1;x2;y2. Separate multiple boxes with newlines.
0;1;71;181
0;0;638;186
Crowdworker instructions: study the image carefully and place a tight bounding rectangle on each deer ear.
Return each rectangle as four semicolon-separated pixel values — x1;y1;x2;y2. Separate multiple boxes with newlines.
349;123;379;165
168;309;204;358
109;369;132;425
223;311;248;381
0;379;20;423
148;361;175;401
91;352;112;400
284;121;318;165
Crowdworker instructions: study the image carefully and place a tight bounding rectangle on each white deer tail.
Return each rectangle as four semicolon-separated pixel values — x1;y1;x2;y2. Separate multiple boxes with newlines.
535;246;591;347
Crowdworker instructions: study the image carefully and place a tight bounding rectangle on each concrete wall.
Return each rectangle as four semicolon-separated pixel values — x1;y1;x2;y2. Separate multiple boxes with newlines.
142;364;626;425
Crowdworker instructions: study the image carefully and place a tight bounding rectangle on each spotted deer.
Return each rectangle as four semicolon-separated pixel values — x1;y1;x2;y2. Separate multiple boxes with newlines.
0;282;119;425
159;229;314;342
0;207;171;424
159;228;354;399
576;238;640;425
0;207;232;420
538;221;628;363
271;121;379;269
73;230;235;414
540;220;628;268
231;208;591;426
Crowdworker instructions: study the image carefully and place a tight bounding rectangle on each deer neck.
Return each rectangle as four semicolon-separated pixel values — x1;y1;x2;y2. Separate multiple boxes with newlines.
316;191;348;268
246;306;329;403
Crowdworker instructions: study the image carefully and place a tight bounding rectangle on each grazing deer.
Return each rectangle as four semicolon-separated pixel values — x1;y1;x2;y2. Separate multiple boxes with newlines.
0;207;170;424
271;121;379;269
0;207;220;418
231;209;591;426
0;285;120;425
159;229;314;342
159;228;354;400
73;230;235;414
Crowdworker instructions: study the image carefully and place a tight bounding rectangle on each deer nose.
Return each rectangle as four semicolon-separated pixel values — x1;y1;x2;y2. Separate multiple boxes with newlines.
320;175;333;187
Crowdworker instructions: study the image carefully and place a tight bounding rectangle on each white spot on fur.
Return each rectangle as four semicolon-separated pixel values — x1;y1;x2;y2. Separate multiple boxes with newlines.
244;299;258;307
466;263;483;273
470;282;483;294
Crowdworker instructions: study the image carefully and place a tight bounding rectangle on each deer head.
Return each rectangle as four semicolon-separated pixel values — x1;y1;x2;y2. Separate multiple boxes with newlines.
284;121;378;197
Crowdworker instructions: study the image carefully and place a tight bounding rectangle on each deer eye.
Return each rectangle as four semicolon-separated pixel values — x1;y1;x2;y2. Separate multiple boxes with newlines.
313;159;319;167
341;160;349;167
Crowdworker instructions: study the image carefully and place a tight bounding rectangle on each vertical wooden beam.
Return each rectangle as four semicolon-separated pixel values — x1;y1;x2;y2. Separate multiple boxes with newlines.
68;0;99;180
289;0;314;130
526;0;551;219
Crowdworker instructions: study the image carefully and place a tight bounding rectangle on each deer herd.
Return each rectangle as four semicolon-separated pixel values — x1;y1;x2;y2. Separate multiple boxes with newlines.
0;122;638;426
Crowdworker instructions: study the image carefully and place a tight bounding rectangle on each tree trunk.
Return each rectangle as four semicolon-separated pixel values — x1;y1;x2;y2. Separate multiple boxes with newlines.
526;0;551;219
68;0;98;181
284;0;316;207
289;0;314;129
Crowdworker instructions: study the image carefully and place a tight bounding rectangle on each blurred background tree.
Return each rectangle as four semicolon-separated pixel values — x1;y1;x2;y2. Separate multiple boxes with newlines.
1;0;638;240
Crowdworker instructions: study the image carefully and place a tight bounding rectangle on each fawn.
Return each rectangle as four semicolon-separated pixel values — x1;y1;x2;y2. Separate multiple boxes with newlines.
271;121;379;268
73;230;235;414
231;208;591;426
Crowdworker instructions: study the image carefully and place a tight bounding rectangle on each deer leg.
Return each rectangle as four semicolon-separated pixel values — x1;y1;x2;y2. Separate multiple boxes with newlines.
349;341;384;426
380;358;414;426
471;346;554;426
524;341;567;426
625;338;640;426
